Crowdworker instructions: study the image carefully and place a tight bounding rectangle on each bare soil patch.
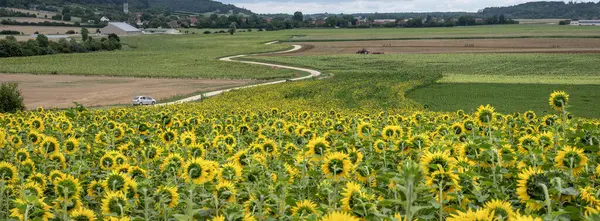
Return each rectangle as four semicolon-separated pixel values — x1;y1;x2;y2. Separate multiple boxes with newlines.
0;17;73;24
0;74;254;109
276;38;600;56
0;25;79;35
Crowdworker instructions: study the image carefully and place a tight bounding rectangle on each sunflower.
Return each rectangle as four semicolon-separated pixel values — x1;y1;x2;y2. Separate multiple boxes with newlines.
306;137;329;157
580;186;600;206
554;146;588;176
27;131;42;145
451;122;465;135
523;110;537;122
320;211;360;221
475;105;495;126
39;136;60;156
87;180;105;197
156;186;179;208
49;153;67;169
425;166;461;200
10;198;55;221
183;158;217;184
70;207;97;221
95;131;108;145
0;162;18;184
21;182;44;197
179;131;196;146
104;172;128;192
28;172;47;189
218;163;243;182
260;139;278;156
215;181;237;202
160;129;177;144
291;200;317;217
212;215;226;221
511;213;542;221
126;166;147;180
381;125;401;141
321;152;352;180
144;145;163;161
54;174;81;200
340;182;365;212
20;159;36;178
420;151;456;174
549;91;569;111
409;134;430;149
101;191;129;217
29;117;45;131
64;137;79;155
0;130;6;147
347;147;364;165
517;135;539;154
357;122;373;139
516;167;549;211
446;209;495;221
160;153;184;174
484;199;515;219
230;149;251;166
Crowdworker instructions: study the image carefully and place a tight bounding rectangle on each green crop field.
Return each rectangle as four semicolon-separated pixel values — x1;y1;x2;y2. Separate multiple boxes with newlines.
0;33;298;79
406;83;600;118
240;53;600;117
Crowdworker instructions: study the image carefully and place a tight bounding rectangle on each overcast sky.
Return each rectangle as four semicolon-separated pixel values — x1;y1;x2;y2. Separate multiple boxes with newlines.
219;0;564;14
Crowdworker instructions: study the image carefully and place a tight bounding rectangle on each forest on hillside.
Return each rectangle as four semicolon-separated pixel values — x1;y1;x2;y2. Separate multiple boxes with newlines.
479;1;600;19
0;0;252;14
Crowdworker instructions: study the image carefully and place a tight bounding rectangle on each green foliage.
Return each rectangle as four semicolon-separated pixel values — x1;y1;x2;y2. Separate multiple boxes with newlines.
480;1;600;19
407;83;600;118
81;28;89;42
0;82;25;113
228;22;237;35
0;34;122;58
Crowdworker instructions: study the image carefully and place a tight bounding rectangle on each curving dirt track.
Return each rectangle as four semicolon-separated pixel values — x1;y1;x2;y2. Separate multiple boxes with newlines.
275;38;600;56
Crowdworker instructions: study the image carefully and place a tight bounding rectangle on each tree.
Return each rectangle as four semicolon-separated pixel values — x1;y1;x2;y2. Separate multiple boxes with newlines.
81;28;89;41
0;82;25;113
228;22;237;35
63;13;72;21
108;33;120;42
293;11;304;22
36;34;49;48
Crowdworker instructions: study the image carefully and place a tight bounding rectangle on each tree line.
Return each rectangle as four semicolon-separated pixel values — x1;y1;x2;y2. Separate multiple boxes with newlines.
0;29;121;58
0;8;37;17
480;1;600;19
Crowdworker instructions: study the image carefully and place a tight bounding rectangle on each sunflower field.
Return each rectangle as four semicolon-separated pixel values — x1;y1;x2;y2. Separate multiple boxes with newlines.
0;91;599;221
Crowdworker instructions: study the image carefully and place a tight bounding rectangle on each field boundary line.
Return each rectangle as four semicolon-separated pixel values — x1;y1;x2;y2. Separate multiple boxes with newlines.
161;42;321;105
282;35;600;42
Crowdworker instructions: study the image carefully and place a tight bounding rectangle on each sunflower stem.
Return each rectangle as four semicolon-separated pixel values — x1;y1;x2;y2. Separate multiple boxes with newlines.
538;183;552;215
438;183;444;221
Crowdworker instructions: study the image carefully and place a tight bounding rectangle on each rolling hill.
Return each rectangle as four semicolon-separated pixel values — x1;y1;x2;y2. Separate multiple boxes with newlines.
0;0;253;14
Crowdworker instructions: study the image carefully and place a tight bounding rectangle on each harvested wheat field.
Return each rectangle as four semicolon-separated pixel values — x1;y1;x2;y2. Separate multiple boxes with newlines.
279;38;600;55
0;74;255;109
0;25;79;35
0;17;73;24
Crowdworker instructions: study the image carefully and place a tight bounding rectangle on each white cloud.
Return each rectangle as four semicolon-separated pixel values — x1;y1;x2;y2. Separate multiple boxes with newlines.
220;0;566;14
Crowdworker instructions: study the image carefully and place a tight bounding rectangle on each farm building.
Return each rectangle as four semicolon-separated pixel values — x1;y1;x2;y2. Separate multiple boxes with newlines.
570;20;600;26
100;22;142;36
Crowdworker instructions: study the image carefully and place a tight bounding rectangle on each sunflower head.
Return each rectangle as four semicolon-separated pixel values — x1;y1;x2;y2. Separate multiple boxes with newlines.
156;186;179;208
554;146;588;176
516;167;549;211
54;174;81;200
484;199;515;219
549;91;569;111
291;200;317;217
10;198;55;221
214;181;237;202
0;162;18;184
475;105;495;126
101;191;129;217
306;137;329;157
321;152;351;180
70;207;97;221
